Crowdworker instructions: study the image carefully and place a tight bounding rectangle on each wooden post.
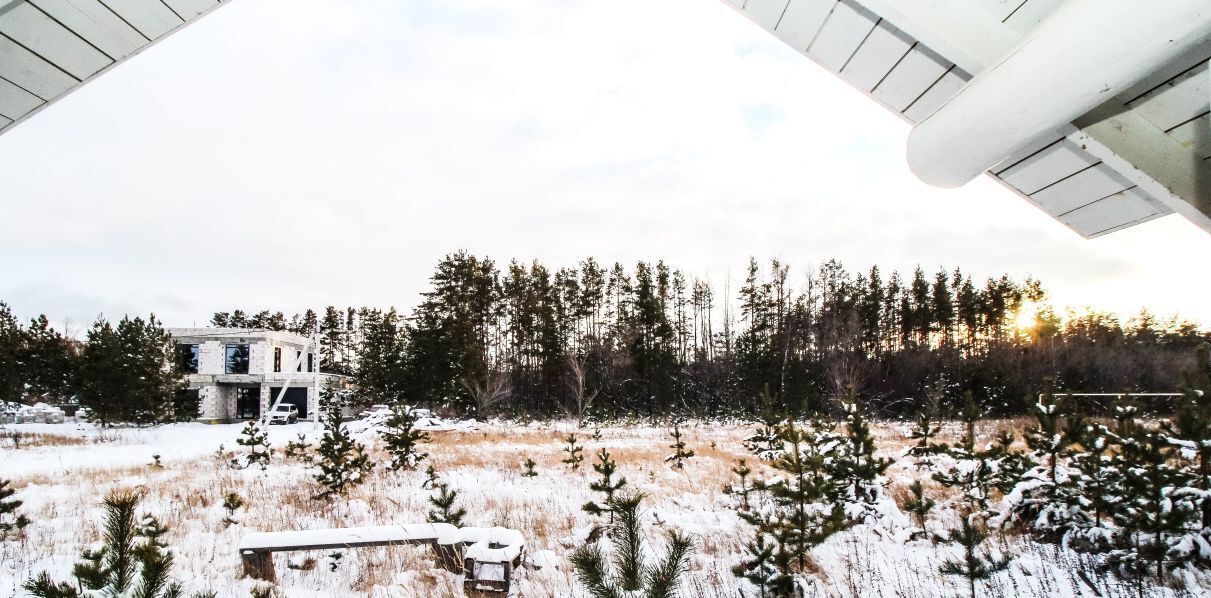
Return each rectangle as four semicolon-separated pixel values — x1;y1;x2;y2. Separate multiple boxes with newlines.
241;550;276;582
433;541;464;572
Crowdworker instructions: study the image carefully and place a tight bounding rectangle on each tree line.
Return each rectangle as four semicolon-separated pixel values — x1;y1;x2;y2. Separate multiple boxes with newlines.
0;304;186;424
220;252;1210;419
3;253;1207;422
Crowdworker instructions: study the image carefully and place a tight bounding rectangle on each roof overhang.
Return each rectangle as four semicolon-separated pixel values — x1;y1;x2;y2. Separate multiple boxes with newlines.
724;0;1211;238
0;0;229;134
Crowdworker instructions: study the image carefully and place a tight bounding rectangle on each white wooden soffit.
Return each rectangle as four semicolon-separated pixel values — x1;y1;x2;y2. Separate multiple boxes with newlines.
726;0;1211;237
0;0;228;135
851;0;1211;235
905;0;1210;186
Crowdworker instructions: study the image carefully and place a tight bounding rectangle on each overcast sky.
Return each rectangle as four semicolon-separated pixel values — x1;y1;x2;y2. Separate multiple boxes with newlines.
1;0;1209;333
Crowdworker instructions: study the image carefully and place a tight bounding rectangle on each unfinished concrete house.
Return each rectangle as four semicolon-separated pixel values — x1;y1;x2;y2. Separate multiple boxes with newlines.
167;328;332;423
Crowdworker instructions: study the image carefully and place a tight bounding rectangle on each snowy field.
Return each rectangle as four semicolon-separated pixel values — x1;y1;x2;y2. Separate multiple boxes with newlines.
1;419;1207;597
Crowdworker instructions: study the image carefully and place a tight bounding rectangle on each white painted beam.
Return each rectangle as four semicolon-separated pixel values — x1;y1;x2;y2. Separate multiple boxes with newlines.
905;0;1211;188
1072;104;1211;234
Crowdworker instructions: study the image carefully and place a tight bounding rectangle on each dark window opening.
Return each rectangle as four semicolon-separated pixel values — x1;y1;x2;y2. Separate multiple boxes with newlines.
176;344;198;374
296;350;303;372
274;347;282;372
307;352;314;373
235;387;260;419
225;344;250;374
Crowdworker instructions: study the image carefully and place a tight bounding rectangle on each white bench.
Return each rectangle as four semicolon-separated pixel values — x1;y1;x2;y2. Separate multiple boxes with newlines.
238;523;525;594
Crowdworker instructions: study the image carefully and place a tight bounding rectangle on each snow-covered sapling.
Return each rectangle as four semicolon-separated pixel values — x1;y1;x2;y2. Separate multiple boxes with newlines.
937;511;1011;598
665;423;695;469
731;527;783;598
1165;345;1211;530
24;491;211;598
427;482;467;527
933;394;1004;518
1003;386;1089;543
571;492;694;597
832;396;892;521
521;457;538;478
736;416;846;596
282;433;311;461
988;428;1029;493
1064;423;1120;552
1106;427;1199;584
221;492;245;526
422;463;440;489
311;396;374;500
583;448;627;521
906;403;946;466
902;480;935;536
378;403;430;471
234;419;271;471
0;478;30;540
562;434;584;472
723;459;755;511
745;387;785;461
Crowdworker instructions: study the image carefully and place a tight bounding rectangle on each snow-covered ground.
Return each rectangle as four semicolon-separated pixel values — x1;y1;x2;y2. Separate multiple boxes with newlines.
1;419;1207;597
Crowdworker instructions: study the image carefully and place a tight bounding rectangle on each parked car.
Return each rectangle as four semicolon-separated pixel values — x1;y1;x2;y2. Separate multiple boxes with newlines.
265;404;299;425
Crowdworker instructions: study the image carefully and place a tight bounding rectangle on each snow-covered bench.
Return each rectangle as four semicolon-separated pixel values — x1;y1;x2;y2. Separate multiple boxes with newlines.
238;523;525;594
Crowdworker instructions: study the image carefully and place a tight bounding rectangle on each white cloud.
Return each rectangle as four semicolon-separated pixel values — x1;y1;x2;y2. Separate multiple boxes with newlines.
1;0;1209;330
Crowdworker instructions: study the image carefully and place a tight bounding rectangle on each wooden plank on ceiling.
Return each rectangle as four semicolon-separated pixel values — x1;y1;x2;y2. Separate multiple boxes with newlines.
871;44;949;111
773;0;834;51
743;0;789;30
0;2;111;79
0;74;44;119
1166;112;1211;158
902;66;969;123
969;0;1023;21
1002;0;1065;34
1030;163;1134;216
1059;188;1171;237
162;0;218;19
0;34;75;99
31;0;148;59
0;114;12;128
805;0;877;72
997;139;1099;195
100;0;182;40
841;19;912;91
1127;62;1209;132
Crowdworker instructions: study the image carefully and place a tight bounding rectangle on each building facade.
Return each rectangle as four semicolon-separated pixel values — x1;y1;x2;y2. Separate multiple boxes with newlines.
167;328;334;423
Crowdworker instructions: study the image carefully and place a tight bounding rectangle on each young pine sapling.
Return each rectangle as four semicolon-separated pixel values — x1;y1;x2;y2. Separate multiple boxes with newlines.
378;403;430;471
724;459;755;511
563;434;585;472
427;482;467;527
311;396;374;500
571;492;694;598
0;478;30;540
937;511;1011;598
583;448;627;522
902;480;936;539
665;423;695;469
234;420;271;471
521;457;539;478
